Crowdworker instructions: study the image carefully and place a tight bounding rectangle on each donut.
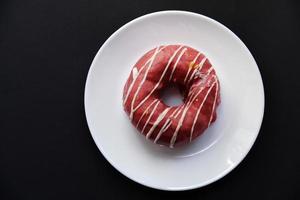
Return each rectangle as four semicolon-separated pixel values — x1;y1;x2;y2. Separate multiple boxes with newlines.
123;45;220;148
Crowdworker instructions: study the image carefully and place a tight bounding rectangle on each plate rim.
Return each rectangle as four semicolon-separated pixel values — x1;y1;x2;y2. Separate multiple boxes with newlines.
84;10;265;191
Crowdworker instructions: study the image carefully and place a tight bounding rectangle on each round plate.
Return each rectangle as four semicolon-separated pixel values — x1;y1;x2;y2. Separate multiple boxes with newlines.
84;11;264;191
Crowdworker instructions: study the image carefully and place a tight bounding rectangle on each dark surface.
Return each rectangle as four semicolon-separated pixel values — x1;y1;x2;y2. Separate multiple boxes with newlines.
0;0;299;199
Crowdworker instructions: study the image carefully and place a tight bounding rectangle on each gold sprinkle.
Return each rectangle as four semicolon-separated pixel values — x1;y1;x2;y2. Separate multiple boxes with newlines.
189;61;195;68
193;64;199;69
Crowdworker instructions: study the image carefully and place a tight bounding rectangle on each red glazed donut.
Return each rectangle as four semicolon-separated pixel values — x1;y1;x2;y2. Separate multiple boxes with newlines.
123;45;220;148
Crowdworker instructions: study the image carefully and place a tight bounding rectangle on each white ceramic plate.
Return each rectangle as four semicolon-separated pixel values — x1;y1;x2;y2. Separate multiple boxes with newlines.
84;11;264;191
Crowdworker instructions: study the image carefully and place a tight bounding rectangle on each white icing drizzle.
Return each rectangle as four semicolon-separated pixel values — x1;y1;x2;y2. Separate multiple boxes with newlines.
205;66;214;77
169;84;207;148
123;46;166;106
162;78;208;138
141;100;160;134
188;71;215;103
183;52;201;84
159;74;218;146
187;57;207;85
169;48;187;81
131;45;184;114
154;106;180;143
173;70;212;123
154;120;171;143
168;70;217;147
189;77;217;142
132;67;138;79
207;79;219;127
173;105;183;118
160;105;183;135
187;66;214;97
136;99;159;128
146;107;171;139
162;120;172;133
170;78;207;125
129;47;161;120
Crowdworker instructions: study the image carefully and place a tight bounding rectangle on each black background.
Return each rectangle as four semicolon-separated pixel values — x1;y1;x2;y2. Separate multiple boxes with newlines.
1;0;299;199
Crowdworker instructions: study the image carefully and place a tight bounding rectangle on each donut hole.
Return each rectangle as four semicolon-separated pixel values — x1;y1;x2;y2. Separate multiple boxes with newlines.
160;84;184;107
